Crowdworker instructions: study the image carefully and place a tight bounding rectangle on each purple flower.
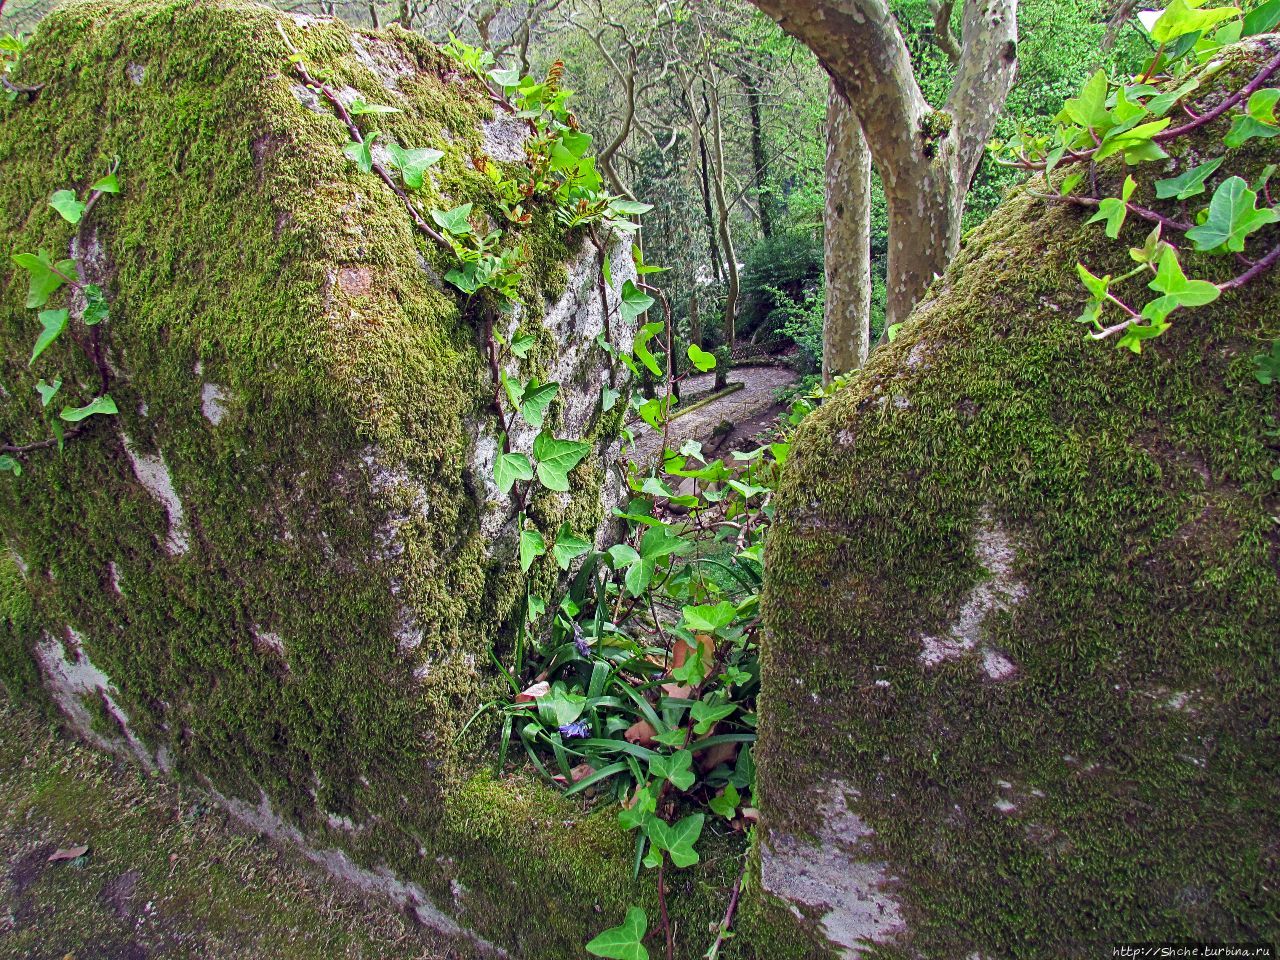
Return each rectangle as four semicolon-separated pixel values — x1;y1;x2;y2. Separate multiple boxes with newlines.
573;623;592;658
559;719;591;739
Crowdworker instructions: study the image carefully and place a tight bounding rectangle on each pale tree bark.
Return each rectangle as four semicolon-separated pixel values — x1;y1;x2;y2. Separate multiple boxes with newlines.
748;0;1019;330
823;83;871;382
703;67;741;347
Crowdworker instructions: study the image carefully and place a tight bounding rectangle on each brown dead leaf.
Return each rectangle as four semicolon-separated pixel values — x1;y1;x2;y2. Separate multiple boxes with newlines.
48;845;89;862
661;682;694;699
515;680;550;704
624;720;658;747
740;807;759;822
569;763;595;784
696;738;738;773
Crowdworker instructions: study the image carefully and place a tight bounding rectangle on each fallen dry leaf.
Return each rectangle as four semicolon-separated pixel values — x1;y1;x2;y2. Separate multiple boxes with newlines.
569;762;595;784
515;680;550;704
661;682;694;700
624;720;658;747
48;845;89;862
740;807;759;822
696;737;738;773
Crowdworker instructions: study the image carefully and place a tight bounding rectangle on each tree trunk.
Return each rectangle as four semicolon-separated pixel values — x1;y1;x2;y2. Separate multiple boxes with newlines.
691;119;723;284
882;153;964;329
689;290;702;348
704;75;740;347
823;85;872;382
746;0;1018;329
746;71;774;239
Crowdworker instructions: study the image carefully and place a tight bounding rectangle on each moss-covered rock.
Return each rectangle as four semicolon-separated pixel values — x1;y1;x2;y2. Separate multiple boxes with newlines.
759;42;1280;958
0;1;698;953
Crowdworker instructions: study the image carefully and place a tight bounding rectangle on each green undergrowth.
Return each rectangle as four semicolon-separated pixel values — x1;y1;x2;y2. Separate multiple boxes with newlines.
760;45;1280;958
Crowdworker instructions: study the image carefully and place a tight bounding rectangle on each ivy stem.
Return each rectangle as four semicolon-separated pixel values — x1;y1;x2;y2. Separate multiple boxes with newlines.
1033;191;1193;233
657;854;673;960
275;23;451;251
1156;52;1280;143
1219;240;1280;291
705;859;747;960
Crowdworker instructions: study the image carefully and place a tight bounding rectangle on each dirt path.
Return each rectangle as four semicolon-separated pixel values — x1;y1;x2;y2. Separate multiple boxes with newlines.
0;695;466;960
632;365;798;463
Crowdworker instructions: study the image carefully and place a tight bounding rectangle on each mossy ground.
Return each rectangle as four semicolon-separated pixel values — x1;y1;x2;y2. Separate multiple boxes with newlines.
0;690;477;960
760;47;1280;958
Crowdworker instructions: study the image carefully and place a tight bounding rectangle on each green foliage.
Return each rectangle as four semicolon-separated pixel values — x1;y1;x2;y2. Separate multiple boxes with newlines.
585;906;649;960
5;172;121;469
738;230;822;340
1002;1;1280;353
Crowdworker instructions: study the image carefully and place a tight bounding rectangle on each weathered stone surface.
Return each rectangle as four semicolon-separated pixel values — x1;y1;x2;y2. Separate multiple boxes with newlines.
759;44;1280;959
0;1;676;954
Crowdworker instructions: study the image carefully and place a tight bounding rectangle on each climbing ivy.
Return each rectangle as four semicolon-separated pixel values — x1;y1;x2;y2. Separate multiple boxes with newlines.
996;0;1280;352
1;163;121;476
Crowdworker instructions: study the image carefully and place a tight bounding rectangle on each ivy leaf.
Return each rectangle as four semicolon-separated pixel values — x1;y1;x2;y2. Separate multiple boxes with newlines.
516;378;558;429
1148;0;1241;44
1223;89;1280;147
681;601;737;634
35;378;61;407
686;343;716;372
60;394;118;422
82;284;109;326
494;450;533;494
708;783;741;819
632;321;664;377
620;280;655;324
647;750;696;792
639;523;692;561
0;454;21;476
29;309;68;366
1244;0;1280;35
12;250;77;308
690;696;736;735
488;66;523;88
519;528;546;572
609;198;654;217
342;133;377;174
552;523;591;570
1061;69;1111;129
49;189;86;225
537;685;585;727
585;907;649;960
90;172;120;194
644;812;704;868
1094;117;1172;166
624;557;655;596
1155;157;1224;200
1185;176;1280;252
601;385;621;412
1086;176;1136;240
349;98;401;115
532;432;591;492
509;331;536;358
431;203;474;236
385;144;443;189
1143;246;1221;325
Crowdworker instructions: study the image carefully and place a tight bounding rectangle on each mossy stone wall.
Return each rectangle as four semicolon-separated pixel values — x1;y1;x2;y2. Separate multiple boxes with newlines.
758;46;1280;958
0;1;702;954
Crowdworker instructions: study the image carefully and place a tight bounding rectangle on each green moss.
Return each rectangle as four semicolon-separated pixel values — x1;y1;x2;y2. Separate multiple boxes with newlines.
0;554;40;700
0;1;679;954
760;51;1280;957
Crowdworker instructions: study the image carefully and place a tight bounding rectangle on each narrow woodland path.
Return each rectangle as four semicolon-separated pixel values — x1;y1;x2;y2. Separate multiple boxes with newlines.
0;696;465;960
632;364;799;463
